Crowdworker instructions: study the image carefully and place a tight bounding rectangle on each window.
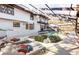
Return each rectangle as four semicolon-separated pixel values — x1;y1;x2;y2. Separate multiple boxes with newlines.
13;21;20;27
0;5;14;15
25;22;34;30
26;23;28;29
30;14;34;20
40;24;44;29
29;23;34;30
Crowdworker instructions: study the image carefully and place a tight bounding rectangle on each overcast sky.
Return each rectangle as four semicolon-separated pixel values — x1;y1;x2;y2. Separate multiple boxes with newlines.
1;0;77;16
0;0;79;4
23;4;77;16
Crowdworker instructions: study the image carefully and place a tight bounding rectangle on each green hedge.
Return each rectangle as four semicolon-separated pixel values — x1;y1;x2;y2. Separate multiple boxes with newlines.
49;35;62;43
34;35;47;42
34;35;62;43
41;35;47;39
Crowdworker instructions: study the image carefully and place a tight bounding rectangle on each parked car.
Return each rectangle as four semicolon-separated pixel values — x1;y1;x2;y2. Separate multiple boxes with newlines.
26;41;46;55
15;39;46;55
38;28;57;34
0;38;46;55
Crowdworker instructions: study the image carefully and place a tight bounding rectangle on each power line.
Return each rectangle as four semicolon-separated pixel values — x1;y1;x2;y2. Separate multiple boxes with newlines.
29;4;51;19
29;4;45;14
29;4;38;10
45;4;57;16
45;4;62;20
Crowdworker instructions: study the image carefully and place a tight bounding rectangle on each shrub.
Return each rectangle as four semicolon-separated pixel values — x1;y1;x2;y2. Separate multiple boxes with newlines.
34;35;42;42
49;35;62;43
41;35;47;39
34;35;61;43
34;35;47;42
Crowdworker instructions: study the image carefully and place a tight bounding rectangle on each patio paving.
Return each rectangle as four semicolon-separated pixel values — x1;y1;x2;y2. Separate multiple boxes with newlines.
39;35;79;55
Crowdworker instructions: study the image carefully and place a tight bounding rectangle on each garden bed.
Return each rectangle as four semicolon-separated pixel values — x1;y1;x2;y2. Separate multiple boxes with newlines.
33;34;62;43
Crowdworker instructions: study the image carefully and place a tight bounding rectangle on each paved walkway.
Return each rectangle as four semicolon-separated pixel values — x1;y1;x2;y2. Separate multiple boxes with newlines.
40;35;79;55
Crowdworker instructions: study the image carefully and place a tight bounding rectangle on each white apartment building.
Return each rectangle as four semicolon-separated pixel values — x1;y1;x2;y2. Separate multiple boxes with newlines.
0;4;49;38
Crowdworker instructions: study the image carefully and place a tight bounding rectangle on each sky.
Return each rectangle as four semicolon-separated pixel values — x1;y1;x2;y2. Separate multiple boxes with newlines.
0;0;78;16
23;4;77;16
0;0;79;4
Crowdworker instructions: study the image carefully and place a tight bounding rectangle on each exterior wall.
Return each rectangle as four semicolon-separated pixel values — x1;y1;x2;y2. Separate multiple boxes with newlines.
0;19;13;38
0;5;49;38
0;6;40;38
0;31;6;38
39;16;48;30
0;8;31;22
0;18;40;38
34;15;41;31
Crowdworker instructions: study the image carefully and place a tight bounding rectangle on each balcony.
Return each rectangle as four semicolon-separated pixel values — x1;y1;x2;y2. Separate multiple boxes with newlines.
37;21;48;24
